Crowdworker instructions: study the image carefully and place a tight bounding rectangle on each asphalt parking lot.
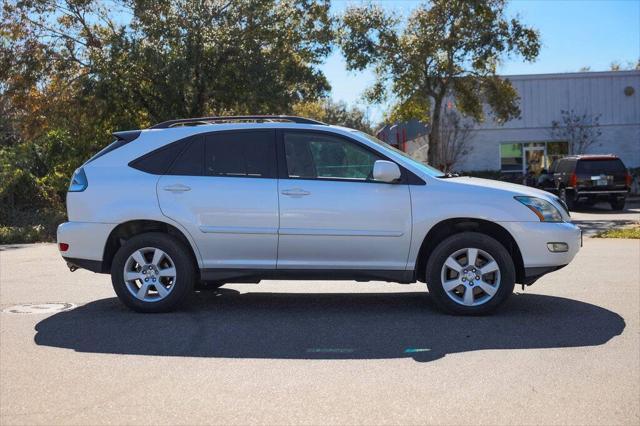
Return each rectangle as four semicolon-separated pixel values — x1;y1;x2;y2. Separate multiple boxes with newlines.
1;203;639;425
570;199;640;236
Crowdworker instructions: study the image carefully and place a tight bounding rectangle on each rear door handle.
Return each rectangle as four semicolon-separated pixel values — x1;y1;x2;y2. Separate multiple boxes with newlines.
281;188;310;197
163;184;191;192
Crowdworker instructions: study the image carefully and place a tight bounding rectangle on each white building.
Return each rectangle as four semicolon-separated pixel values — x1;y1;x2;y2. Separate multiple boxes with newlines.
380;70;640;176
463;70;639;175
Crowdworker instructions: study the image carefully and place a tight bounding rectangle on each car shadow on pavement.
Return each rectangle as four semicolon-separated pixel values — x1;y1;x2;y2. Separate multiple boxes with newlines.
0;245;28;251
34;290;625;363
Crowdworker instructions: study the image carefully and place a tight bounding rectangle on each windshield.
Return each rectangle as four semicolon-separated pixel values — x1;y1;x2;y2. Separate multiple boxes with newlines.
356;131;445;177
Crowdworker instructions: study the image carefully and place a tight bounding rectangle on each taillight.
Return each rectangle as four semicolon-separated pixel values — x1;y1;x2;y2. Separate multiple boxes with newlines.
569;172;577;188
68;167;88;192
625;172;632;187
59;243;69;252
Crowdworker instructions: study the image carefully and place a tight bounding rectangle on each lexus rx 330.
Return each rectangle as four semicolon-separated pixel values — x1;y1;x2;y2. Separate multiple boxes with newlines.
57;115;582;315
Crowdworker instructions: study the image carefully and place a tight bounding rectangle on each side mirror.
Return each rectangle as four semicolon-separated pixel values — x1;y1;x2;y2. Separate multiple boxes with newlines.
373;160;401;183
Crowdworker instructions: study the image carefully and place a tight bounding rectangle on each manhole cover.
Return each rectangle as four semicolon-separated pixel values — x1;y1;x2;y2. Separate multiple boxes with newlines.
1;303;76;314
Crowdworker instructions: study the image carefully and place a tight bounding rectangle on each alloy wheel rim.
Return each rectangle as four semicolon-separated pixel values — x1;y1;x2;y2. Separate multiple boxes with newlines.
123;247;177;302
440;247;501;307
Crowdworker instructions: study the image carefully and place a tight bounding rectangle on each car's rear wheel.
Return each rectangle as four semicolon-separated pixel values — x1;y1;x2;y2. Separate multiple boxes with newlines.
425;232;515;315
111;232;196;313
610;198;626;211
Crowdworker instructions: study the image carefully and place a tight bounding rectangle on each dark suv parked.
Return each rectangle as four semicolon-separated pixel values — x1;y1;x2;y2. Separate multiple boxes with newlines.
549;155;632;210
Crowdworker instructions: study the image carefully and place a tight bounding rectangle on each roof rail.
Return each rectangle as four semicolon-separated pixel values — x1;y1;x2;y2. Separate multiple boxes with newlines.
150;115;326;129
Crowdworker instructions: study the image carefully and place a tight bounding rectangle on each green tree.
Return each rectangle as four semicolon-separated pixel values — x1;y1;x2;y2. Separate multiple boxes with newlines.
2;0;334;126
0;0;335;242
551;110;602;155
292;99;374;133
609;60;639;71
338;0;540;168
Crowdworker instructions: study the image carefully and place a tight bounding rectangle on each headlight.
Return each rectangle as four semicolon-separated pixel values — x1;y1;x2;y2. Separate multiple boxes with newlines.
515;196;563;222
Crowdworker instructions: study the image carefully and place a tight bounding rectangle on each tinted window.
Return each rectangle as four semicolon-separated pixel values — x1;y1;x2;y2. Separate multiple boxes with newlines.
284;132;382;180
130;138;189;175
556;160;575;173
205;130;275;178
168;137;204;176
576;159;626;175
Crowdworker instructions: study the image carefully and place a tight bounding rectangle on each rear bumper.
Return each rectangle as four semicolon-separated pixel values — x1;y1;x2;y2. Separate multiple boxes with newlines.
57;222;116;269
63;257;103;273
576;189;628;196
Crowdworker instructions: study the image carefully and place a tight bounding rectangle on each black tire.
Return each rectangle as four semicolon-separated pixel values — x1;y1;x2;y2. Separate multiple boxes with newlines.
111;232;196;313
425;232;515;315
610;198;626;211
560;188;576;211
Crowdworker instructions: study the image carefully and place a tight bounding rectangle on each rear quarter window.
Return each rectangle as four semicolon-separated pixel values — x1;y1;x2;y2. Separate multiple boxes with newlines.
556;160;570;173
129;136;194;175
167;137;204;176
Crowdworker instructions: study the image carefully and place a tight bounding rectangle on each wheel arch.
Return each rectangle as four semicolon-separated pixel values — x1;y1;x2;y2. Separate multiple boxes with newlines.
102;219;200;274
414;218;525;283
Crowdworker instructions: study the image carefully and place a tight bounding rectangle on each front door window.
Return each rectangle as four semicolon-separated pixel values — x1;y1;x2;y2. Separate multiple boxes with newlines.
284;132;381;181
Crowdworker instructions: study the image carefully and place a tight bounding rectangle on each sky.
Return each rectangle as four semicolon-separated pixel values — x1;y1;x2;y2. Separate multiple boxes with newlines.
322;0;640;122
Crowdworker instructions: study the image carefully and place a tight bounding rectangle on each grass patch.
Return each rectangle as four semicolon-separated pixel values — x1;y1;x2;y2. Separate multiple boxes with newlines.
594;225;640;239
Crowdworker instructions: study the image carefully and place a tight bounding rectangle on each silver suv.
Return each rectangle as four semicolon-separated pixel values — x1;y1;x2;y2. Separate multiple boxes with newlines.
58;115;582;314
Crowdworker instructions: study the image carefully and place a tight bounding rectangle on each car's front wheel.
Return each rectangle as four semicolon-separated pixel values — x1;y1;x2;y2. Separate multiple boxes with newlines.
111;232;196;313
560;188;576;211
425;232;515;315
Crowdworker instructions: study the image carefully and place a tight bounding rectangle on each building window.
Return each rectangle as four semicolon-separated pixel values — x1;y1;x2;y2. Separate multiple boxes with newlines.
500;143;523;172
500;141;568;174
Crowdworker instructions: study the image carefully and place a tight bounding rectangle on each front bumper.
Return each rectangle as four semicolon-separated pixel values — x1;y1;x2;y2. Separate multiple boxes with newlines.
498;220;582;269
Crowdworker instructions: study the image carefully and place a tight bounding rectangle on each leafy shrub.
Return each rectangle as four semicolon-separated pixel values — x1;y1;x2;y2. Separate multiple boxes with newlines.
0;225;49;244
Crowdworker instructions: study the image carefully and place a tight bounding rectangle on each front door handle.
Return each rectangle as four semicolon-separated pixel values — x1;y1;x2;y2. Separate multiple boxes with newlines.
163;184;191;192
281;188;310;197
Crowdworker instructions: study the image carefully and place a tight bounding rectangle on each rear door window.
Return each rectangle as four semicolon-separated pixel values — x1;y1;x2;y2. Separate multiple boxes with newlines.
205;130;276;178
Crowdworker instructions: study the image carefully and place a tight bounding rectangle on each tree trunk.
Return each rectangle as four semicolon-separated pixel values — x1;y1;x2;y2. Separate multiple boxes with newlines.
428;96;444;168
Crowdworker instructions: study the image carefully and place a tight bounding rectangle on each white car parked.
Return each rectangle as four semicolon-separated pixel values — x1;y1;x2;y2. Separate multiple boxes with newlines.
58;115;582;314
